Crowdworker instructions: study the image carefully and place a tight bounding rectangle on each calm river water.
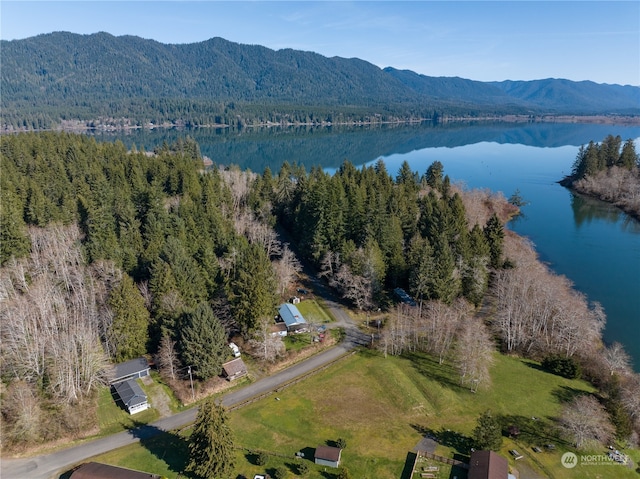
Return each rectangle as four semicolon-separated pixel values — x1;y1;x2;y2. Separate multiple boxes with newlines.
96;121;640;370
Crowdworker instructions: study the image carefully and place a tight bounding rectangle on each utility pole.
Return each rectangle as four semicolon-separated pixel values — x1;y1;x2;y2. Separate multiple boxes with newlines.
188;366;195;401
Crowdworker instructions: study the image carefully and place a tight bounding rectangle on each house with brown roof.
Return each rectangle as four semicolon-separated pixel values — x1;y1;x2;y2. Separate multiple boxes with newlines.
222;357;248;381
70;462;160;479
314;445;342;468
468;450;509;479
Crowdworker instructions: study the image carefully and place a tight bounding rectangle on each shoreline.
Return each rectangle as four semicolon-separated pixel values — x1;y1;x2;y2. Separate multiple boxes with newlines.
3;114;640;134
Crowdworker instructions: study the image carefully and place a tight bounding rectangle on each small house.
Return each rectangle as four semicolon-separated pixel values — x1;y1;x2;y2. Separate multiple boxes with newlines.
112;379;149;415
222;357;248;381
278;303;307;332
70;462;160;479
111;357;150;384
314;445;342;468
468;450;509;479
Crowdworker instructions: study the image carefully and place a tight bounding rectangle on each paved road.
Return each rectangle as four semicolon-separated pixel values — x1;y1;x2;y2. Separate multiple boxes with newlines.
1;291;366;479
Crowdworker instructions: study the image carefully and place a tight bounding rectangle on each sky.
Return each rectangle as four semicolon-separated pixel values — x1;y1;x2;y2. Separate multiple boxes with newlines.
2;1;639;86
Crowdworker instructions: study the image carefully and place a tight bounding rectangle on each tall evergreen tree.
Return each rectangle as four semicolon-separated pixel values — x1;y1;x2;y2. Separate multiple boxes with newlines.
0;187;31;265
484;214;504;269
472;410;503;451
618;138;638;170
108;274;150;361
424;160;444;192
180;302;227;380
186;398;235;479
229;242;278;335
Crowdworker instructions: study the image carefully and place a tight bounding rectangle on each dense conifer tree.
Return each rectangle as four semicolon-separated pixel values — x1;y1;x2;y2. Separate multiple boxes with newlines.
108;274;150;361
484;213;504;269
472;410;503;451
618;138;639;169
180;302;227;380
228;242;278;335
186;398;235;479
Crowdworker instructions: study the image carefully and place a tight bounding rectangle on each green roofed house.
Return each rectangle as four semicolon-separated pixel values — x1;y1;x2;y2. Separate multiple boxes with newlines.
70;462;161;479
278;303;307;333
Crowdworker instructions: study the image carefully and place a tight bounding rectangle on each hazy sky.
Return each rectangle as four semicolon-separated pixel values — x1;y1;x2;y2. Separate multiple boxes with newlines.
2;1;639;86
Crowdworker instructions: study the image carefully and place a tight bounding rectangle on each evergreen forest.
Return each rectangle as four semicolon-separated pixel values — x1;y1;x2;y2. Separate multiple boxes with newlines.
2;132;639;453
3;32;639;131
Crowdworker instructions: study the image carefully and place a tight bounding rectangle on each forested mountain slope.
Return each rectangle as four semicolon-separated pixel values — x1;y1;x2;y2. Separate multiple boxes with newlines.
2;32;639;129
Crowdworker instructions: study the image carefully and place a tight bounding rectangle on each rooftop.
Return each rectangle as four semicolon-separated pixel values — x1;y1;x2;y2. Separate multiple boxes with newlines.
315;445;342;462
112;357;149;383
278;303;307;328
70;462;160;479
113;379;147;409
468;450;508;479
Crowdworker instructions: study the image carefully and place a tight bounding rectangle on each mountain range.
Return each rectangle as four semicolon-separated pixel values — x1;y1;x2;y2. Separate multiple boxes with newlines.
2;32;639;129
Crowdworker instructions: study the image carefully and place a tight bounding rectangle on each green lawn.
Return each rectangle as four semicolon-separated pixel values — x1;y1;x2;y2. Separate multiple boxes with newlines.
85;350;639;479
97;383;159;436
296;299;334;324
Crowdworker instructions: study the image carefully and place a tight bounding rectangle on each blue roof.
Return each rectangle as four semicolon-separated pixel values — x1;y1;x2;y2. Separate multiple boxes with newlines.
279;303;307;328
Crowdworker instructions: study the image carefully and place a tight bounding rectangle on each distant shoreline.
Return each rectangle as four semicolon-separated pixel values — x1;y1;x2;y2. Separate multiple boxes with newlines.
2;114;639;134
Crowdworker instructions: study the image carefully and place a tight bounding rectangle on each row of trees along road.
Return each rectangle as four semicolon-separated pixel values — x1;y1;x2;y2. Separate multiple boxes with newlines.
2;132;640;455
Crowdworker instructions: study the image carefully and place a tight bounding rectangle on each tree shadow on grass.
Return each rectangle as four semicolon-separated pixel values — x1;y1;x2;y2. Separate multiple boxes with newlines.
551;386;589;404
522;360;547;373
411;424;473;456
405;352;466;392
125;420;190;477
497;414;562;447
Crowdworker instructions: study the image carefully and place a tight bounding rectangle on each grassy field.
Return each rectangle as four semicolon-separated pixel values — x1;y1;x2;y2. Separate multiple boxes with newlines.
85;350;639;479
296;298;334;324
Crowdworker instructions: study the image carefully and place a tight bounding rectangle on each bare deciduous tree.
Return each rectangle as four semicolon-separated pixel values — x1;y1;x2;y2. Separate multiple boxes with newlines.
0;225;112;404
251;316;285;362
603;342;632;376
273;244;302;295
218;166;256;214
620;375;640;425
379;304;418;357
492;234;604;360
0;380;42;444
454;317;495;392
559;395;615;449
156;334;181;380
424;299;468;364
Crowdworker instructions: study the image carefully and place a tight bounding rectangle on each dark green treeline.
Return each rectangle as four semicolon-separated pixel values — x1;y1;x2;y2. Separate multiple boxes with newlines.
0;132;279;379
256;158;504;308
1;132;505;367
